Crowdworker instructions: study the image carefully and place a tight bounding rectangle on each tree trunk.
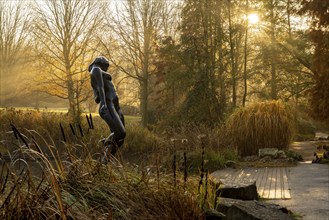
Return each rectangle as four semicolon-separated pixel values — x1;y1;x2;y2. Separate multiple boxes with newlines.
270;0;277;100
228;0;237;108
242;0;249;107
287;0;292;38
140;79;148;127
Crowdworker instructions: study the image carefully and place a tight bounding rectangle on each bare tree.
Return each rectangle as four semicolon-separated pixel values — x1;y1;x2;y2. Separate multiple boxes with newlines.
32;0;105;121
99;0;180;126
0;0;30;104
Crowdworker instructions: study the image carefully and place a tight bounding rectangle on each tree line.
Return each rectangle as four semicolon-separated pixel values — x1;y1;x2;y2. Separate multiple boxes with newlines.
0;0;328;126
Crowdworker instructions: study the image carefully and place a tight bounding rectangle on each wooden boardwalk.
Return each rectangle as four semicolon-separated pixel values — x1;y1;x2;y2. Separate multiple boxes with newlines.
211;167;291;199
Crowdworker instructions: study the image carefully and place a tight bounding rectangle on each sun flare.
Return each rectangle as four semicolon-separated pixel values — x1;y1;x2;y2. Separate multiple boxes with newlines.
248;13;259;24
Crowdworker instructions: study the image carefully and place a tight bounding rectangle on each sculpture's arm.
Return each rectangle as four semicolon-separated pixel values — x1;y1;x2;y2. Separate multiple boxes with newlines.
93;89;100;103
90;67;107;107
113;97;125;126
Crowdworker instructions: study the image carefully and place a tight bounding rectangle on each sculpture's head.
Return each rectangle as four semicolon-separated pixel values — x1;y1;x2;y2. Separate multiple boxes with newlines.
88;56;110;72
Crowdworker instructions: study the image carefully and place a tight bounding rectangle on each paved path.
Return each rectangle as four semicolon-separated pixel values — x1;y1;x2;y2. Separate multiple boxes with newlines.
211;138;329;219
270;162;329;220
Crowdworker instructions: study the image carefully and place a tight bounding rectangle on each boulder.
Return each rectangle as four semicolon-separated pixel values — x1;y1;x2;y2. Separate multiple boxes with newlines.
224;200;294;220
216;179;258;201
259;148;278;157
216;198;241;214
275;150;287;159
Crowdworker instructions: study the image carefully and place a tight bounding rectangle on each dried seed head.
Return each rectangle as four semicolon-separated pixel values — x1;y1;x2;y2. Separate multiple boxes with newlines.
181;139;188;144
197;134;207;140
170;138;178;143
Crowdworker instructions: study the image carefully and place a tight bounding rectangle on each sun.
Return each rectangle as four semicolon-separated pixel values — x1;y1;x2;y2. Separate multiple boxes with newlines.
248;13;259;24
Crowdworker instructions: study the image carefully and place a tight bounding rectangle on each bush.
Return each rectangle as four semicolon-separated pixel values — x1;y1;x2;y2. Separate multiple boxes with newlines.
157;124;238;174
226;101;294;157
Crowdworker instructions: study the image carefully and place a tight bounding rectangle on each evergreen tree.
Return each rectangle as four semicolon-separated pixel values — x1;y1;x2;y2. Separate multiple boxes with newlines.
300;0;329;123
178;0;222;125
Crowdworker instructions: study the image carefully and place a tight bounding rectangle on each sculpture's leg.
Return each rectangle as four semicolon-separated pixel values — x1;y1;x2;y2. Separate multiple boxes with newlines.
99;104;126;139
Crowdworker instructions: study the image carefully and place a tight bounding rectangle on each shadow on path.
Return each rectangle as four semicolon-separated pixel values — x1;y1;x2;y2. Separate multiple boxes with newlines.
269;162;329;220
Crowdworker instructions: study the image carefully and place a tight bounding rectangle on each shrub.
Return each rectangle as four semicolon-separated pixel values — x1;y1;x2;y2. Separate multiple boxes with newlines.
182;148;238;173
159;124;238;174
226;101;294;157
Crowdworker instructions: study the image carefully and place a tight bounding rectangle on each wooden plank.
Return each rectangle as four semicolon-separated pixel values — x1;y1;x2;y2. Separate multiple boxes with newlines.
256;167;266;197
258;167;269;198
276;167;283;199
269;167;281;199
268;167;278;199
253;169;261;190
262;167;272;199
210;167;291;199
282;168;291;199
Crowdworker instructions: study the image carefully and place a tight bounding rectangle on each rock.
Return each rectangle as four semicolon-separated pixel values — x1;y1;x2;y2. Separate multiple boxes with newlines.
261;203;289;214
243;155;259;162
225;200;294;220
275;150;287;159
216;198;290;216
259;155;272;162
259;148;278;157
216;198;241;214
216;179;258;201
204;209;225;220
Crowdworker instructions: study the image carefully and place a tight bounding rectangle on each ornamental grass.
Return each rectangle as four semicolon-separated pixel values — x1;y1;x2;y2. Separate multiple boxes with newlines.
226;101;294;157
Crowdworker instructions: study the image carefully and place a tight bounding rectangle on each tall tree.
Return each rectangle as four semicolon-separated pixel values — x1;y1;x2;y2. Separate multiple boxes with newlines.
227;0;242;108
242;0;249;107
300;0;329;123
100;0;178;126
0;0;30;105
266;0;279;100
178;0;223;125
32;0;104;122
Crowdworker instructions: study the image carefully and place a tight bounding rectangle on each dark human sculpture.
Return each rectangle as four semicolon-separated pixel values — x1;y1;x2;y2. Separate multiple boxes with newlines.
88;56;126;159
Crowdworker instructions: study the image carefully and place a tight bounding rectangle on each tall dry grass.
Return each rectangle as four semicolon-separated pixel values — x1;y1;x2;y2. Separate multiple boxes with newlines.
0;109;229;219
225;101;294;157
0;131;206;219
